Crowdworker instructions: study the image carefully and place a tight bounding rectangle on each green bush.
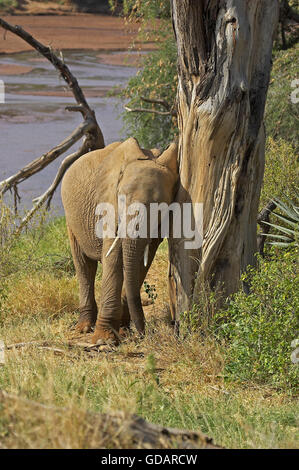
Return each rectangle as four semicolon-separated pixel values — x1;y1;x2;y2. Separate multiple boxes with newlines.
265;43;299;150
0;0;17;11
112;0;177;148
121;36;178;148
260;137;298;211
216;250;299;391
109;0;170;19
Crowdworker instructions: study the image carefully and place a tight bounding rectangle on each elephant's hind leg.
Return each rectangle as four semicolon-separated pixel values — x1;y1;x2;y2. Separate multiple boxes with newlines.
67;227;98;333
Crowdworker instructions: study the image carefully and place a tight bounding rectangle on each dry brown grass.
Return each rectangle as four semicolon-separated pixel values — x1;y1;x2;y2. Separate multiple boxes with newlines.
4;273;79;319
0;218;298;449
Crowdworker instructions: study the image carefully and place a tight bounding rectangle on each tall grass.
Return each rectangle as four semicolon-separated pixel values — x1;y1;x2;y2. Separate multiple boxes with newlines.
0;199;298;448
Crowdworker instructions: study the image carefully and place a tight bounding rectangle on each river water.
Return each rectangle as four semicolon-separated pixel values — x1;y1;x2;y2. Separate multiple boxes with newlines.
0;50;136;212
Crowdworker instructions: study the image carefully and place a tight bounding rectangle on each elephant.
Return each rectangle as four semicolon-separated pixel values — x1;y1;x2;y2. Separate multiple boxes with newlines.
61;137;178;345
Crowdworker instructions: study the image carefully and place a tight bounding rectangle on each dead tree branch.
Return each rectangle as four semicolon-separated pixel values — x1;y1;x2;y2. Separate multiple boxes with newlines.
257;200;277;256
0;120;92;196
124;105;173;116
0;18;91;111
0;18;105;227
125;96;177;117
16;144;87;233
140;96;172;110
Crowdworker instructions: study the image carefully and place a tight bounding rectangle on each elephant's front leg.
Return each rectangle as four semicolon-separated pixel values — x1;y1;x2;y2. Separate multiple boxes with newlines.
120;238;162;336
68;227;98;333
92;239;123;345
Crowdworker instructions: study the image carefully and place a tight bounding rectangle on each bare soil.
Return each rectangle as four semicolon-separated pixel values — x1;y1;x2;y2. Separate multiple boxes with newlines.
0;64;33;74
0;14;154;64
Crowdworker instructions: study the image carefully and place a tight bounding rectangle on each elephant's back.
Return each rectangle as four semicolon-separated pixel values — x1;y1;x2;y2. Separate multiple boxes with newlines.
61;142;122;260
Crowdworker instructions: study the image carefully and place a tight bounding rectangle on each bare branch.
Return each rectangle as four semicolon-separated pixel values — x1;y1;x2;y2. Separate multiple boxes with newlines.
140;96;171;111
0;18;105;227
257;200;277;256
125;96;177;117
124;105;173;116
6;341;49;350
16;138;91;234
0;17;104;149
0;120;92;196
0;18;89;111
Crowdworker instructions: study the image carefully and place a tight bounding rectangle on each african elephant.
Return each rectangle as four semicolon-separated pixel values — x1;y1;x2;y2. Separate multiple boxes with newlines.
61;137;178;345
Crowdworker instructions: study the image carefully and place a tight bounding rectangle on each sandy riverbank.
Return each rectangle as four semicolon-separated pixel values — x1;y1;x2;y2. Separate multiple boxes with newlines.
0;14;152;65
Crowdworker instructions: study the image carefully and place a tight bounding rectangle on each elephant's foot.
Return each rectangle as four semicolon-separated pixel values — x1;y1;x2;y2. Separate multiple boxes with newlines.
119;326;132;339
76;308;97;334
91;325;120;346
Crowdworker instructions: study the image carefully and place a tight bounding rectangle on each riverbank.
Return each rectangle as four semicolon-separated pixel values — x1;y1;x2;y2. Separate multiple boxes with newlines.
0;14;153;66
0;0;111;15
0;48;137;209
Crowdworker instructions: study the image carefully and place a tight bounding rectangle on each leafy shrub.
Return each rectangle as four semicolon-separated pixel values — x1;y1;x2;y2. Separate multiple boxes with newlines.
216;251;299;391
265;43;299;150
120;33;178;148
0;0;17;12
180;281;219;336
111;0;177;148
263;191;299;248
109;0;170;19
260;137;298;210
143;281;158;303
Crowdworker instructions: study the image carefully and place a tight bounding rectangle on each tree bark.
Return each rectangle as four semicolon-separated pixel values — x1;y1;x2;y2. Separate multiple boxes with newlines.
169;0;279;320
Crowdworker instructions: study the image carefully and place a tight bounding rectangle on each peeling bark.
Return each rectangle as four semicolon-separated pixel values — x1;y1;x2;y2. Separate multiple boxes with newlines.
169;1;279;319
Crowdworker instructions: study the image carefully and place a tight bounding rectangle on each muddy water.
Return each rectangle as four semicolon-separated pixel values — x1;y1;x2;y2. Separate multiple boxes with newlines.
0;50;136;212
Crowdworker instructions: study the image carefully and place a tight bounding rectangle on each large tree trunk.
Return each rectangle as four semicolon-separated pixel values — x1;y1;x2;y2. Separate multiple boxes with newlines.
169;0;279;320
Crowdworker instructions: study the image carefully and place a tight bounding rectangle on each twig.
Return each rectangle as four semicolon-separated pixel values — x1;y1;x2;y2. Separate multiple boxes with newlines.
140;96;171;111
208;385;230;395
6;340;49;350
124;105;173;116
16;139;90;233
37;346;72;357
0;120;92;196
257;200;277;256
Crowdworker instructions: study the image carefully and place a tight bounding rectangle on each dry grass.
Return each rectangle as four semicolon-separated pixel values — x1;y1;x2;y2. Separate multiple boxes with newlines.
4;274;79;319
0;215;298;449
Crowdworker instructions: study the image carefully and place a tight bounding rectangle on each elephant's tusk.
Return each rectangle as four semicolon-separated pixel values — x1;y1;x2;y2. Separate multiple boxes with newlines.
144;244;149;267
106;237;120;258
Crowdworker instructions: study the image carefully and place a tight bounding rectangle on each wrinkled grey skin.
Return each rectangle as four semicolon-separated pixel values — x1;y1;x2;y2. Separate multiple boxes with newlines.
61;138;178;344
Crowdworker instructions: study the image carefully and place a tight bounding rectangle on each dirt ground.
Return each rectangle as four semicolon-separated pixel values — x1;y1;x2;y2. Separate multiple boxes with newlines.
0;14;154;63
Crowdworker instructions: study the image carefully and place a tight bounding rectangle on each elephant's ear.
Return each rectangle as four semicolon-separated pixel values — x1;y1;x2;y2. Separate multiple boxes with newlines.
156;143;178;175
122;137;147;164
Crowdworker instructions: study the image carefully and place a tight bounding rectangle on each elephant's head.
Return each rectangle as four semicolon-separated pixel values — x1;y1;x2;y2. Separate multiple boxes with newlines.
107;138;178;335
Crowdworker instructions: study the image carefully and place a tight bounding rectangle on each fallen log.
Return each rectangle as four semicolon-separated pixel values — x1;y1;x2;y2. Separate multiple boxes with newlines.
0;389;221;449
